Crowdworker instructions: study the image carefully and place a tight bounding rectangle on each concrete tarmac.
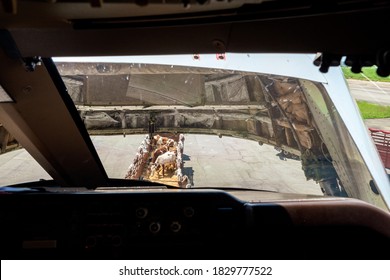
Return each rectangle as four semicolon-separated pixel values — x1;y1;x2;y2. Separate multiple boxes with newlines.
364;118;390;131
347;79;390;106
0;134;323;196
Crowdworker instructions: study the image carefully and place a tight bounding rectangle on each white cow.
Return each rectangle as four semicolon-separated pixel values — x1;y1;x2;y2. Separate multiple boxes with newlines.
153;151;177;177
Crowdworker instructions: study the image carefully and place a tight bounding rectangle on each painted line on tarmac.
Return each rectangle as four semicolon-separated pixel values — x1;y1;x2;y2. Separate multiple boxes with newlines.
361;73;389;94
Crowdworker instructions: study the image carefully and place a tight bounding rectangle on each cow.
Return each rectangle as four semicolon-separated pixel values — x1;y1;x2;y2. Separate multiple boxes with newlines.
152;151;177;177
153;135;176;147
151;145;169;163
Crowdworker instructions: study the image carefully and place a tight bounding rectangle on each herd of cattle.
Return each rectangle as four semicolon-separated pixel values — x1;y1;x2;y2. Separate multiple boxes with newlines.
125;133;190;188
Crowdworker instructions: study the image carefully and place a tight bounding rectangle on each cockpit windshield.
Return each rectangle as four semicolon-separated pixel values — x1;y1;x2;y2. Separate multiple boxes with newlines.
1;53;389;210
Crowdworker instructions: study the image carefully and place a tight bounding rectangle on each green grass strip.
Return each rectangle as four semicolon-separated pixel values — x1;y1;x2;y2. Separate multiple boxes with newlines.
357;101;390;119
342;66;390;82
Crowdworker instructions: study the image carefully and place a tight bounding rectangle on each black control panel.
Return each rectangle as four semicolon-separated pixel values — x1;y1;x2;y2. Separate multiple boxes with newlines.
1;189;389;259
0;190;246;259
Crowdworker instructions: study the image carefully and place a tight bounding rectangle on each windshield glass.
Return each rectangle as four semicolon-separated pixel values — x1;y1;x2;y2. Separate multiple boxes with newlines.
55;54;385;201
1;53;388;210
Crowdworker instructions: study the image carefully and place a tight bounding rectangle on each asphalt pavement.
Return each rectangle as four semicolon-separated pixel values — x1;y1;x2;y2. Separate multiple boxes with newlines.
347;79;390;106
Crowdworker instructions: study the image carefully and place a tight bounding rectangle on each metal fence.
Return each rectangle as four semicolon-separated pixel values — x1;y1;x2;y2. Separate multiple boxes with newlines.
369;128;390;169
